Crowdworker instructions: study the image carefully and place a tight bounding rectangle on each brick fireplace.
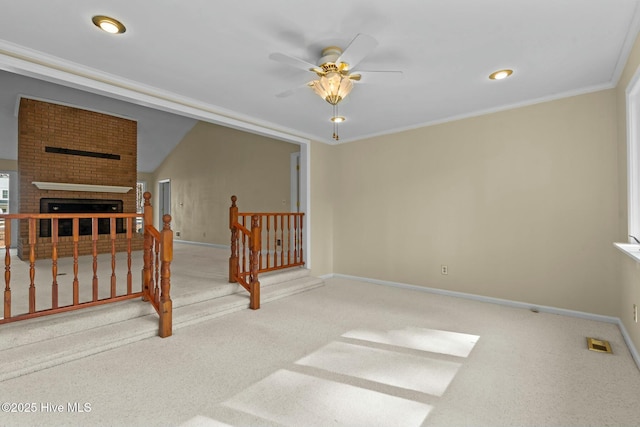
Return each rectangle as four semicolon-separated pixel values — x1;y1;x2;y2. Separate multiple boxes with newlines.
17;98;143;259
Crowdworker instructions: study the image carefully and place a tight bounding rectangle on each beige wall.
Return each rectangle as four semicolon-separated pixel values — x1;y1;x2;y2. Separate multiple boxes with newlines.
616;31;640;353
137;172;154;186
0;159;17;170
326;90;619;316
309;140;336;276
151;121;299;245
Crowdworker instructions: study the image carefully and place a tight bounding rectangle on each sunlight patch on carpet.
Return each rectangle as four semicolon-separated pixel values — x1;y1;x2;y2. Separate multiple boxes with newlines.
223;369;432;427
296;341;460;396
178;415;233;427
342;327;479;357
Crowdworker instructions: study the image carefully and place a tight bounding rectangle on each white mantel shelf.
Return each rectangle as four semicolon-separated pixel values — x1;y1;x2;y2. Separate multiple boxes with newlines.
32;181;132;193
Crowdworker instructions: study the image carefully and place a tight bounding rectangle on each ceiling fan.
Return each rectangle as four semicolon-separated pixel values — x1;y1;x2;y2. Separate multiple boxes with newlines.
269;33;402;140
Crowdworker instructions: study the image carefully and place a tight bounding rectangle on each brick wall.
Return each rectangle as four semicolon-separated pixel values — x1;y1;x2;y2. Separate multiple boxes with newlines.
17;98;143;259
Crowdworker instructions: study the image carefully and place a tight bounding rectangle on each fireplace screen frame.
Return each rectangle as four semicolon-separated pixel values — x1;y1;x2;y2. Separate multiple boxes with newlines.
39;198;125;238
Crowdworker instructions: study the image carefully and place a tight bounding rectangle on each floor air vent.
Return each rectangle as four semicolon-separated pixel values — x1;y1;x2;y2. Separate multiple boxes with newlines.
587;337;612;353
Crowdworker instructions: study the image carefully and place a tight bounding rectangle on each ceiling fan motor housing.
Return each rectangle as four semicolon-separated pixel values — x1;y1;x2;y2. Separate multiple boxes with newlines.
318;46;349;73
319;46;342;63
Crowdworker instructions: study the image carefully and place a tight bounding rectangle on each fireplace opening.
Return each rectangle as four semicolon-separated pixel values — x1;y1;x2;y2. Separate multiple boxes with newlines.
39;198;125;238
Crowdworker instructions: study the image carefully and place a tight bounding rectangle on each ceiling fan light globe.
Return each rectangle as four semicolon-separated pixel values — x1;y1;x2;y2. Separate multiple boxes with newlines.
325;95;342;104
311;80;328;99
311;73;353;105
337;77;353;99
326;72;342;92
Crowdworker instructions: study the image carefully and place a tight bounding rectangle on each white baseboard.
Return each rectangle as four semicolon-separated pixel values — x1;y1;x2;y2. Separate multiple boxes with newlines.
327;273;640;371
617;320;640;371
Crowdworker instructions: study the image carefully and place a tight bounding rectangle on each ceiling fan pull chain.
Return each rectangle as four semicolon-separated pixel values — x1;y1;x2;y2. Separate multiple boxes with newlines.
333;104;339;141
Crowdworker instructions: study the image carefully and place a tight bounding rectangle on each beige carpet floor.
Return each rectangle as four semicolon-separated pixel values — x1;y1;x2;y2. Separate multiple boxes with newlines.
3;242;232;316
1;275;640;426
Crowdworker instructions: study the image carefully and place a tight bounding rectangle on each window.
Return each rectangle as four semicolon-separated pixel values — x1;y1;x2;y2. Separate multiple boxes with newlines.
136;181;146;232
619;70;640;261
0;173;9;215
628;67;640;242
136;182;146;213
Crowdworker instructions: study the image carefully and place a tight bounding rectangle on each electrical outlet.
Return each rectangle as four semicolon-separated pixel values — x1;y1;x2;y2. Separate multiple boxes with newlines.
441;265;448;275
277;239;282;246
175;231;181;237
634;304;638;323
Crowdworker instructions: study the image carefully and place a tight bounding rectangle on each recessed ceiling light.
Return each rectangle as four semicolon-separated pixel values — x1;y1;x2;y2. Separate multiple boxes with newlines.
331;116;346;123
489;69;513;80
92;15;126;34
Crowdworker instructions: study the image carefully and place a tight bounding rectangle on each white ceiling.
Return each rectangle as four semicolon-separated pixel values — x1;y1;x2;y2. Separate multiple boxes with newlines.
0;0;639;172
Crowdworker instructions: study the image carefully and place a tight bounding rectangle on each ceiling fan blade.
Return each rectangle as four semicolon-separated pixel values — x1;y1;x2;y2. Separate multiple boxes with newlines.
336;33;378;70
275;81;312;98
269;52;321;73
350;70;404;84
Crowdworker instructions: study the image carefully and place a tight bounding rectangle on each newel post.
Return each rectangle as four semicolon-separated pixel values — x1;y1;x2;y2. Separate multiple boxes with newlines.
4;218;11;320
249;214;261;310
142;191;153;300
229;195;239;283
159;214;173;338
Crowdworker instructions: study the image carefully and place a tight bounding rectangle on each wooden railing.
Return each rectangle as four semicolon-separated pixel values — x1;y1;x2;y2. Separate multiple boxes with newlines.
142;192;173;338
228;195;305;309
0;191;173;338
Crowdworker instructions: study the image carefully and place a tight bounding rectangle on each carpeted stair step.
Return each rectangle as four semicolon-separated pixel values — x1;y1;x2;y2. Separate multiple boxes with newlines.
0;313;159;382
0;269;323;382
174;273;324;329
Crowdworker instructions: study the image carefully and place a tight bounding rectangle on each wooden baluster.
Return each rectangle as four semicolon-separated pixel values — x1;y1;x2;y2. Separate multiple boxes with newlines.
229;195;238;283
259;215;264;270
272;214;276;267
293;214;299;264
287;214;291;265
250;215;254;272
28;218;36;313
268;215;272;268
51;218;59;309
159;214;173;338
144;232;153;301
280;215;284;267
249;214;261;310
154;239;160;305
143;192;152;300
249;216;253;272
110;217;116;298
4;219;11;319
92;217;98;302
73;218;79;305
266;214;270;269
256;215;262;270
299;214;304;264
126;217;132;294
241;215;247;276
275;215;279;267
274;215;278;267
